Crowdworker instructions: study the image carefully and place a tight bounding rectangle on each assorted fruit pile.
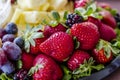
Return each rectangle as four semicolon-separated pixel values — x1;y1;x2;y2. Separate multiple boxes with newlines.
0;0;120;80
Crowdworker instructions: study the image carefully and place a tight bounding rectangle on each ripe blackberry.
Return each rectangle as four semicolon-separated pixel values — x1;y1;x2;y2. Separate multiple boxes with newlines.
65;13;83;27
114;13;120;28
13;69;32;80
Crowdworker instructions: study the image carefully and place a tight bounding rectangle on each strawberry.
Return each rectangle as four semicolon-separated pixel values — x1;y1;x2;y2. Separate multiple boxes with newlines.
30;38;46;55
21;52;35;70
74;0;90;8
99;23;116;41
43;24;67;38
67;50;90;70
100;10;117;28
92;39;113;64
39;32;74;62
71;22;100;50
97;2;111;9
87;16;102;28
30;54;63;80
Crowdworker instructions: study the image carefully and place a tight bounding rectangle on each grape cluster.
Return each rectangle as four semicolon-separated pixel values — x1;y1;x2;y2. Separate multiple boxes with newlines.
0;22;24;74
65;13;83;27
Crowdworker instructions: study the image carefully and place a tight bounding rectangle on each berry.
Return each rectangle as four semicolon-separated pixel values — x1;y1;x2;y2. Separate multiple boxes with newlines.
68;50;90;70
71;22;100;50
2;41;22;61
21;52;35;70
0;28;6;38
14;37;24;49
40;32;74;62
43;24;67;38
2;34;15;43
5;22;18;34
0;61;15;74
100;10;117;29
30;38;46;55
99;23;116;41
92;40;113;64
0;48;7;67
32;54;63;80
13;69;31;80
74;0;90;8
65;13;83;27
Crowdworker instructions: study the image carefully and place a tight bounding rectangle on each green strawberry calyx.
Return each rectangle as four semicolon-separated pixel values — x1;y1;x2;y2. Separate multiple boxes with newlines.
96;39;120;57
62;57;104;80
0;73;12;80
22;24;44;53
75;2;103;20
42;11;69;28
28;64;44;76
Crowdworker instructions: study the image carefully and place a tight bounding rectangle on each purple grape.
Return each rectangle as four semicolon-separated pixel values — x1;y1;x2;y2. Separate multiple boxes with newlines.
0;48;7;67
0;28;6;38
0;61;15;74
2;34;15;43
2;41;22;61
14;37;24;49
5;22;18;34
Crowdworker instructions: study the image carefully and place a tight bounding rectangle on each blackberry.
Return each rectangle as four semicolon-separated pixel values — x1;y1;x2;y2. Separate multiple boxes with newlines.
114;13;120;28
13;69;32;80
65;13;83;27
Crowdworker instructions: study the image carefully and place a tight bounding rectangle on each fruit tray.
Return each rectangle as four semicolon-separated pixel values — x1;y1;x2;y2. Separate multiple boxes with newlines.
0;0;120;80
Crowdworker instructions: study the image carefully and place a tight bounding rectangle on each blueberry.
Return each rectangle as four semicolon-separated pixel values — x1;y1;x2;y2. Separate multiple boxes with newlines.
14;37;24;49
2;41;22;61
5;22;18;34
0;61;15;74
2;34;15;43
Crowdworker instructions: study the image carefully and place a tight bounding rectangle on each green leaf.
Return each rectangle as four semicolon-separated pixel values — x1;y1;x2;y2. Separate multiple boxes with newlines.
61;65;72;80
63;11;68;20
73;37;80;49
75;8;86;16
91;64;104;70
29;37;35;47
24;41;30;53
110;9;117;16
31;32;44;39
85;7;94;15
52;11;60;22
49;21;58;27
66;29;71;34
88;2;97;12
0;73;12;80
16;60;22;69
28;64;44;76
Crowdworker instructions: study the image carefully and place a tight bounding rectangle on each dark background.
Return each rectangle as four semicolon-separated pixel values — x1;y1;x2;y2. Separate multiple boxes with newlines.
97;0;120;80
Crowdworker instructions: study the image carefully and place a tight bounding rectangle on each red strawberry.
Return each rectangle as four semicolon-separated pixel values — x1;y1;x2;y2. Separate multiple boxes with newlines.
99;23;116;41
71;22;100;50
68;50;90;70
74;0;90;8
39;32;74;62
92;40;113;64
21;52;35;70
43;24;67;38
32;54;63;80
87;16;102;28
100;10;117;28
30;38;46;55
97;2;111;9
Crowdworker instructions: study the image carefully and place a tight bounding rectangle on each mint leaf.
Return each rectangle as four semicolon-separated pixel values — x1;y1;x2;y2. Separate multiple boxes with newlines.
63;11;68;20
17;60;22;69
85;7;94;15
52;11;60;22
0;73;12;80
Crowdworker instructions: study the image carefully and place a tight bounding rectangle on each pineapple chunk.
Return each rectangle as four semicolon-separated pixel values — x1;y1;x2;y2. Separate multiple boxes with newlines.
49;0;68;10
17;0;49;11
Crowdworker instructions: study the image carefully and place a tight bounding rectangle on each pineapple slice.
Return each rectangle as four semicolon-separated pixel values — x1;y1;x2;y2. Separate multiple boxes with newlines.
17;0;49;11
48;0;68;10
